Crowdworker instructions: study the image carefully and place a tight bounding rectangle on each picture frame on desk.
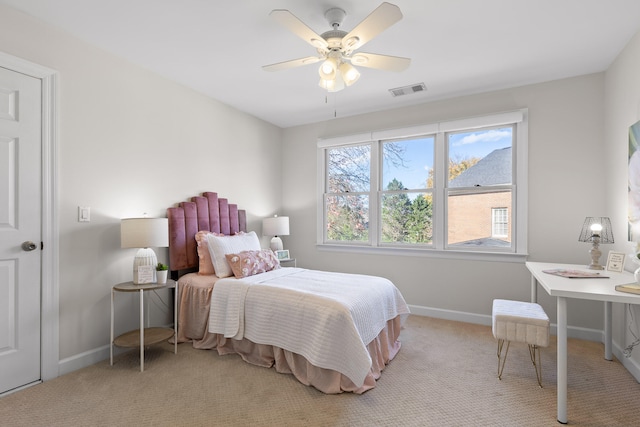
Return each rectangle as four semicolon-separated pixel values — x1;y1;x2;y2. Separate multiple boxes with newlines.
605;251;626;273
275;249;290;260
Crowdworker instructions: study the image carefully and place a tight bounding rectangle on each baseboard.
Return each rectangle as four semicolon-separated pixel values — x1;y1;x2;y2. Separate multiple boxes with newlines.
58;344;129;376
408;304;493;326
58;310;624;378
407;304;603;342
614;343;640;383
58;323;173;376
409;304;640;384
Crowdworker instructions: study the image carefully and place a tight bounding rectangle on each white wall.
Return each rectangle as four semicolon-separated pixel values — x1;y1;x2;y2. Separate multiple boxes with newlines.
0;5;283;367
283;74;607;331
604;29;640;372
3;1;639;378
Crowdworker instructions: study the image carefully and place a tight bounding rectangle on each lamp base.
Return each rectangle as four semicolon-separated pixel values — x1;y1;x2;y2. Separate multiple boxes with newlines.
587;244;603;270
133;247;157;284
270;236;283;252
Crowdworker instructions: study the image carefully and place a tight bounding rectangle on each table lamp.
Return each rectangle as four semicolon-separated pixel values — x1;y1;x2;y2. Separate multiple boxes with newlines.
121;217;169;284
262;215;289;251
578;216;614;270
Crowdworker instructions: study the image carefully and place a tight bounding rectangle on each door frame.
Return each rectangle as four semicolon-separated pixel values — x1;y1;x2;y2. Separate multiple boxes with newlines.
0;51;59;382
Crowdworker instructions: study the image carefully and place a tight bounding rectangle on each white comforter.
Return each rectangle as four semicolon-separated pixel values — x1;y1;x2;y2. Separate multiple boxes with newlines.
208;268;410;387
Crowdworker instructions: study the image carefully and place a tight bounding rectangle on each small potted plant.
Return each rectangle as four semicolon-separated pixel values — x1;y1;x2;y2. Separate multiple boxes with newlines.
156;262;169;284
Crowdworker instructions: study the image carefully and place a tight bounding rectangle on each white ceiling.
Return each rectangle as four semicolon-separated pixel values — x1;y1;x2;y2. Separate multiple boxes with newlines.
3;0;640;128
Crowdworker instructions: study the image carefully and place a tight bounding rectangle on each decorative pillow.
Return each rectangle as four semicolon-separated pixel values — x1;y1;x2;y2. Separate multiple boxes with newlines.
206;231;261;278
225;249;281;279
195;231;218;275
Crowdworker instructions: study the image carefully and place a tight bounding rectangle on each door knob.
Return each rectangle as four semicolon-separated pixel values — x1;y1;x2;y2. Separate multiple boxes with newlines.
22;241;38;251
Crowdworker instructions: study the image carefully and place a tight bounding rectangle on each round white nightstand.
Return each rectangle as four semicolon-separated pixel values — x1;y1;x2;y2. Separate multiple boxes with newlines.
110;280;177;372
280;258;297;267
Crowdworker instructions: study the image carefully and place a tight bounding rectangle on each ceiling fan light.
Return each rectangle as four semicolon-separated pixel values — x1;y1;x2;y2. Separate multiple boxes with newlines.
318;73;345;93
318;78;342;92
319;78;334;91
318;58;338;80
331;71;345;92
339;62;360;86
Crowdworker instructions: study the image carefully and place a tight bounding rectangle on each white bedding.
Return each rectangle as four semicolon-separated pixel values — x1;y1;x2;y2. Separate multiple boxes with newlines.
208;267;410;387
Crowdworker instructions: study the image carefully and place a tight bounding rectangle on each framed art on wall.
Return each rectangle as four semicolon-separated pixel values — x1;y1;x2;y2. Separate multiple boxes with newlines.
628;119;640;241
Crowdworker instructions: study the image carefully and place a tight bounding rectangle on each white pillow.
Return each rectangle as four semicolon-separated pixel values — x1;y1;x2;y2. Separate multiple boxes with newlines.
206;231;261;278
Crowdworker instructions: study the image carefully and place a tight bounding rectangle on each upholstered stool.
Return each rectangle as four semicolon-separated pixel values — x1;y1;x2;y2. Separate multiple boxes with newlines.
492;299;550;387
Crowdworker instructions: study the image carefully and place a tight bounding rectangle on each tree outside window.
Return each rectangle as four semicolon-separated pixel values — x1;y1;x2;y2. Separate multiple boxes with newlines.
319;111;526;256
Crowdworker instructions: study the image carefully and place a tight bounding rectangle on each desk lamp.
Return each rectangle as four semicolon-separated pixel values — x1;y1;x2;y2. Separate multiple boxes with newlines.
578;217;614;270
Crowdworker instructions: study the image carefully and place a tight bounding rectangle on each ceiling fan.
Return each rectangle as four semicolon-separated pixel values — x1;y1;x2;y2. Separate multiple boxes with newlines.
262;2;411;92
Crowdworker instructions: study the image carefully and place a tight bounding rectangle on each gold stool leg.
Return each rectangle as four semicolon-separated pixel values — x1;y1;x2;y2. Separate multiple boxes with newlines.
528;344;543;388
497;339;510;380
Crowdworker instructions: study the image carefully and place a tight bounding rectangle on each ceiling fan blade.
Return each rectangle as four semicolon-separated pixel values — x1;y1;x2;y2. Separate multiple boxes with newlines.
270;9;329;51
350;53;411;72
341;2;403;52
262;56;322;72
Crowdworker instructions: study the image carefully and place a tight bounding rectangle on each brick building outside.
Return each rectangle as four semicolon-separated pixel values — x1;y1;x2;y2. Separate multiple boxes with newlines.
447;147;512;247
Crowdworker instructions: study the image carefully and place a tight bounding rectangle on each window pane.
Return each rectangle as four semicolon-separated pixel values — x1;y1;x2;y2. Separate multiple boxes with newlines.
448;126;513;187
327;145;370;193
382;137;434;190
492;207;509;237
381;192;433;244
447;190;512;247
326;194;369;242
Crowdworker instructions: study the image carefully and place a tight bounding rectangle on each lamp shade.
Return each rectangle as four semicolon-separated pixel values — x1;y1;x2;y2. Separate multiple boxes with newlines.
339;62;360;86
318;58;338;80
121;218;169;248
578;217;614;244
121;217;169;284
262;216;289;237
263;216;289;252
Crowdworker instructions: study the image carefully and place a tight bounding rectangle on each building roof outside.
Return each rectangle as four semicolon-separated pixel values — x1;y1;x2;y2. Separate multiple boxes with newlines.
449;147;511;188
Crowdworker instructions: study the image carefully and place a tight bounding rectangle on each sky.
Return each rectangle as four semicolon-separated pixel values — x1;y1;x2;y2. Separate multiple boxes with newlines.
383;127;513;190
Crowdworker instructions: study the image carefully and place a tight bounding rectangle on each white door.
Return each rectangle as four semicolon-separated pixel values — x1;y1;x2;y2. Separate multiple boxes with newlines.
0;66;42;394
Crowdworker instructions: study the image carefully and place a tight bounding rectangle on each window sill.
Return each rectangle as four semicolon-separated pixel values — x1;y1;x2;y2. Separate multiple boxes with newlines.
316;244;527;263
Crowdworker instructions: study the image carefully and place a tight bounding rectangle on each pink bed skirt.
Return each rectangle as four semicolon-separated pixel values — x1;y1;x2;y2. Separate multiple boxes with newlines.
176;273;403;394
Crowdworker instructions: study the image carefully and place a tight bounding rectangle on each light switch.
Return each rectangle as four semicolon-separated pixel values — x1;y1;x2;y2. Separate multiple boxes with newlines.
78;206;90;222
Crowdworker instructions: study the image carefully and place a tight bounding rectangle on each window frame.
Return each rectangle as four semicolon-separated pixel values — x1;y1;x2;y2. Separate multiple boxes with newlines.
317;109;528;262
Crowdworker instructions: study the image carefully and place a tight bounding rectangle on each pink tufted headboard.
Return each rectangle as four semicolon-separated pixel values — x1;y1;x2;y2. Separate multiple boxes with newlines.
167;191;247;276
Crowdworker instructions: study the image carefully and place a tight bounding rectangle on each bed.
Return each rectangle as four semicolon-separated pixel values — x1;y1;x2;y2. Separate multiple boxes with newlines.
167;191;410;394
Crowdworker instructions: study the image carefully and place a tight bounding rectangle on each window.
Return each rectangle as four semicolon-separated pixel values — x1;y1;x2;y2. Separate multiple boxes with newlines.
446;125;514;249
380;137;434;245
326;144;371;242
492;208;509;238
318;110;527;259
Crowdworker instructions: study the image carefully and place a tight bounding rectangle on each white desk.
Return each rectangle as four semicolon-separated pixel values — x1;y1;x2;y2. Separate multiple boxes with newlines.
526;262;639;424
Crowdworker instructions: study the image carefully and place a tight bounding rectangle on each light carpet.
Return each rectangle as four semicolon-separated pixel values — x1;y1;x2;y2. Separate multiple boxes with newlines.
1;315;640;426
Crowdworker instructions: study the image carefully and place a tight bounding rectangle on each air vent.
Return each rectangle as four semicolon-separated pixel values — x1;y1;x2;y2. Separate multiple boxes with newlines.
389;83;427;97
